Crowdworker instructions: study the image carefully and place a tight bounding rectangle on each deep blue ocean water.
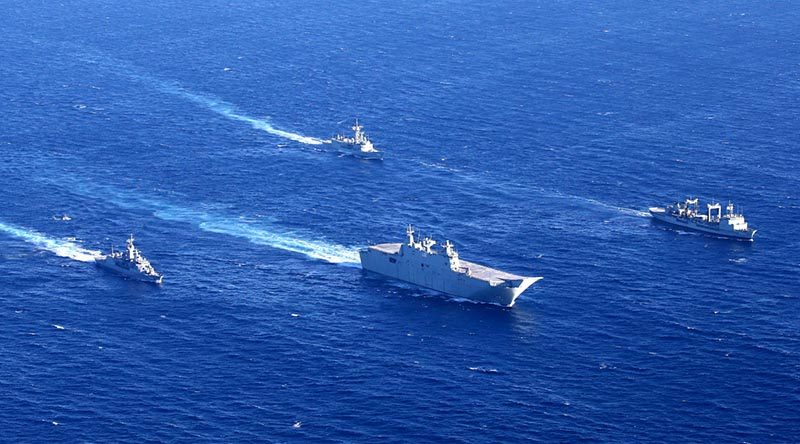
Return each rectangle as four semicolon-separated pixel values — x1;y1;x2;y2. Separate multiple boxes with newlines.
1;1;799;442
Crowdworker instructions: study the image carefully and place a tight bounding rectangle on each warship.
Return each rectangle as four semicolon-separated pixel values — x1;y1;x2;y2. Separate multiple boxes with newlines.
649;198;757;241
96;235;164;283
330;119;383;160
360;226;542;307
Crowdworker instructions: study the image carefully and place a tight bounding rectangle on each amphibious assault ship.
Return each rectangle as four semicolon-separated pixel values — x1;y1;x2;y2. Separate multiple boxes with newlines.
330;119;383;160
360;226;541;307
649;198;756;241
96;235;163;283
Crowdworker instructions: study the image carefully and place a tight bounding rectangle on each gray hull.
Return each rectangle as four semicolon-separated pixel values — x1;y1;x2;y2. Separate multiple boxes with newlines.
96;259;163;284
330;141;383;160
360;244;540;307
650;211;756;240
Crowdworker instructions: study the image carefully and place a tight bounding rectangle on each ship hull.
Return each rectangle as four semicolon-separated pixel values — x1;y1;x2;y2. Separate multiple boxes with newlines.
96;259;164;284
330;141;383;160
649;209;756;241
360;247;540;307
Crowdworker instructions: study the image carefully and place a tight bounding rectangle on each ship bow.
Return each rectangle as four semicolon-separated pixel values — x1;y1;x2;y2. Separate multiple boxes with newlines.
505;276;543;307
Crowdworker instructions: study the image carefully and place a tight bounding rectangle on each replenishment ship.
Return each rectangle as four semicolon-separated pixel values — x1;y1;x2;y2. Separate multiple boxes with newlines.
96;235;164;283
649;198;757;241
360;226;541;307
330;119;383;160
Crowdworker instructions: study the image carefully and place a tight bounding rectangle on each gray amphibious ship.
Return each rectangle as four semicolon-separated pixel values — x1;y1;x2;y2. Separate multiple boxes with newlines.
360;226;542;307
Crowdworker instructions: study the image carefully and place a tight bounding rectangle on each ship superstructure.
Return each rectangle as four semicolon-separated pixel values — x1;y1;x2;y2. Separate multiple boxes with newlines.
96;235;163;283
360;226;541;307
330;119;383;160
649;198;756;240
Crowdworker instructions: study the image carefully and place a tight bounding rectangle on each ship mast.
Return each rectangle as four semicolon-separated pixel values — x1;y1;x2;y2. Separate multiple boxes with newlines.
353;119;363;143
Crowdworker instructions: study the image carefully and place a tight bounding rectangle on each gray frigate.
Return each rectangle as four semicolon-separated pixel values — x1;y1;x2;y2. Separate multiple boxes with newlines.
649;198;756;241
330;119;383;160
360;226;541;307
96;235;164;284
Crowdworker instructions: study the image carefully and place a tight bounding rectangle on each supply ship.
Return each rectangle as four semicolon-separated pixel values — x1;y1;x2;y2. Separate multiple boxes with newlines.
360;226;541;307
96;235;164;283
649;198;757;241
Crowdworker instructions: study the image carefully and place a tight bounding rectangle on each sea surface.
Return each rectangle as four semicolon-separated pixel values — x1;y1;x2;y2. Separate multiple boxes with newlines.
1;1;799;442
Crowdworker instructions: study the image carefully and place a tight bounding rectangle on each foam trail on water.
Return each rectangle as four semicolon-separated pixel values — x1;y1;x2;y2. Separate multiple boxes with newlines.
581;197;650;218
152;206;359;265
0;222;102;263
164;85;325;145
544;188;650;218
72;47;324;145
197;219;360;265
73;185;359;265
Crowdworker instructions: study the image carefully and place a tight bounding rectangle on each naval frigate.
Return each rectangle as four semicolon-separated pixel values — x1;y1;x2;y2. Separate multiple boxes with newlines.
360;226;542;307
649;198;757;241
96;235;164;283
330;119;383;160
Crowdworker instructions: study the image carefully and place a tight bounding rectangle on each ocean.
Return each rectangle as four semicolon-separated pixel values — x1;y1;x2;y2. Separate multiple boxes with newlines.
1;0;798;442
